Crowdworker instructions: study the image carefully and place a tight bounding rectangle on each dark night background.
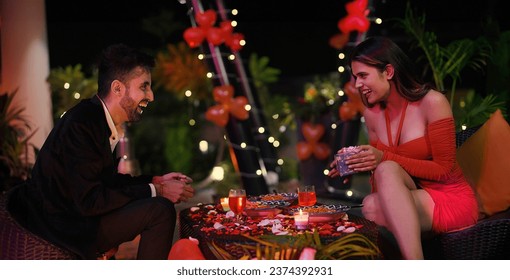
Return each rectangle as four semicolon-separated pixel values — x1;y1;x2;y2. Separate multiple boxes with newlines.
45;0;510;80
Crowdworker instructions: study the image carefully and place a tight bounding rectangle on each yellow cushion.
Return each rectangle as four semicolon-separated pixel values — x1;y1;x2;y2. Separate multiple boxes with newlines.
456;109;510;216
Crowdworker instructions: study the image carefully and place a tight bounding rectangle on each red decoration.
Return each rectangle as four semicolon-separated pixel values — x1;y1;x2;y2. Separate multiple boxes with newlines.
225;33;245;52
336;0;370;36
205;85;249;127
339;80;365;121
206;27;225;46
296;122;331;160
182;9;245;52
183;27;205;48
329;33;349;50
168;238;205;260
195;10;217;28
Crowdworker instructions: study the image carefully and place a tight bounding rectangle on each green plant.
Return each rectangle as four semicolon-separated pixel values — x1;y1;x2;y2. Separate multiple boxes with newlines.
395;2;506;130
0;89;36;187
47;64;97;120
211;231;380;260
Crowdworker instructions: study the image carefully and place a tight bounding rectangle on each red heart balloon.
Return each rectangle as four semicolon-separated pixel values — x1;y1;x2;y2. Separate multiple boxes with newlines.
329;33;349;50
206;27;225;45
339;102;358;121
212;85;234;104
345;0;368;16
343;81;365;113
168;239;205;260
338;15;370;34
195;9;217;27
225;33;244;52
183;27;205;48
205;104;229;127
229;96;249;120
297;142;313;160
219;21;234;38
301;122;325;143
313;143;331;160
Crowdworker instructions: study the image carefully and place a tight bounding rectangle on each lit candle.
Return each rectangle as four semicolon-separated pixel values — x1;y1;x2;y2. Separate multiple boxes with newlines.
294;209;309;230
220;197;230;211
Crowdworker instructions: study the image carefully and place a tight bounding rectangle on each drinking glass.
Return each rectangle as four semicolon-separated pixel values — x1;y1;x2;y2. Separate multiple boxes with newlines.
228;189;247;221
297;185;317;206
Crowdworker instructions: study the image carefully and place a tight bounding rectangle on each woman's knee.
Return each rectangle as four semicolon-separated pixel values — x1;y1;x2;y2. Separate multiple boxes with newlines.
361;194;378;219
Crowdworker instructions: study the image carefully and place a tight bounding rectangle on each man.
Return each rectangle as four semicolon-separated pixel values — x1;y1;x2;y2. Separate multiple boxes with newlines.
9;44;195;259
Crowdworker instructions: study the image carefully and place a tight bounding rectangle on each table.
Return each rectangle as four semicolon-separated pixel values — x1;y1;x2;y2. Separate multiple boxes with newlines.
178;202;398;260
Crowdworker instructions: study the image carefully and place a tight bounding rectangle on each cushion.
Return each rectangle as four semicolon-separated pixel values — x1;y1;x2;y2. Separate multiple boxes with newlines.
456;109;510;216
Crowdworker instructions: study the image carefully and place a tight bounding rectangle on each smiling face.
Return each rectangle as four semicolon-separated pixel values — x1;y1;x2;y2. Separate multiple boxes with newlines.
351;61;393;106
119;67;154;122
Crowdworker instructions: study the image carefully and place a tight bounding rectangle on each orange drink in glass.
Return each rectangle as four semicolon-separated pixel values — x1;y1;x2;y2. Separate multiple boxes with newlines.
297;185;317;206
228;189;246;221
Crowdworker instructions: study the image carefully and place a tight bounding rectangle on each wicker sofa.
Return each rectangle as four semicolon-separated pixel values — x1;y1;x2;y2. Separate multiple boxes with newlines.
422;124;510;259
0;192;77;259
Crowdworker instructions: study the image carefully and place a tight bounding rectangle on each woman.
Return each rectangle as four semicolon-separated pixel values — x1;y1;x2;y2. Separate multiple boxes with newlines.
329;37;478;259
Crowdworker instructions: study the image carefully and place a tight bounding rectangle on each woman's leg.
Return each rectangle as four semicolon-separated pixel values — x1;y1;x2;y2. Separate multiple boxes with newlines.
362;161;434;259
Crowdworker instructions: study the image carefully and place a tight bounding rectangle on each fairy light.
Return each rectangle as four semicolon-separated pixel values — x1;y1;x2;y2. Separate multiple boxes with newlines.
228;54;236;60
346;190;353;197
279;125;286;133
198;54;205;60
199;140;209;153
231;20;238;27
323;169;329;176
272;114;279;120
461;124;467;131
273;140;280;148
268;136;274;143
375;18;382;24
185;90;192;97
73;92;81;99
277;159;284;165
210;166;225;181
240;142;247;148
258;127;265;133
244;104;251;111
189;119;196;126
338;53;346;60
256;169;262;176
206;72;213;78
331;123;337;129
338;90;345;97
64;82;70;89
338;66;346;73
231;9;238;16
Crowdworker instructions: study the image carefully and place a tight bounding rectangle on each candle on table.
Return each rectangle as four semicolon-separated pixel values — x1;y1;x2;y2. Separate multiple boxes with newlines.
294;209;309;230
220;197;230;211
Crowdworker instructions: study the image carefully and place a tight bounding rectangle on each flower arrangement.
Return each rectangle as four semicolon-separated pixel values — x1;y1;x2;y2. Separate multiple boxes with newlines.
294;75;340;124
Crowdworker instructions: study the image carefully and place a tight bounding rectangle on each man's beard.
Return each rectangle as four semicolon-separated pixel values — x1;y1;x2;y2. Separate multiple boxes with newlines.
120;90;143;122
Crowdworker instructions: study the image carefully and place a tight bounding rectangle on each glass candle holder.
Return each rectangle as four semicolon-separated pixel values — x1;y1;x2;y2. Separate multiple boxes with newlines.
220;197;230;212
294;210;309;230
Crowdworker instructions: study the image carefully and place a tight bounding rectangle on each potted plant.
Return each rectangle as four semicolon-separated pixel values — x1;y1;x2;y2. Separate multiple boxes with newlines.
0;89;36;191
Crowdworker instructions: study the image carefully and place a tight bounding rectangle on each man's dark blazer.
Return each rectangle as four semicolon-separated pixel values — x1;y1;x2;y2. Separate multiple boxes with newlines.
9;95;153;258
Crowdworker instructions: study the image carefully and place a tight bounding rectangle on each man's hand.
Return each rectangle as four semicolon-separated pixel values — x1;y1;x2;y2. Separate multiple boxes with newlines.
153;175;195;203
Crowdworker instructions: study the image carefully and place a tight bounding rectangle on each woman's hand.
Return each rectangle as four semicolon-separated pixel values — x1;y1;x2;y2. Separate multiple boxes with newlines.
345;144;382;172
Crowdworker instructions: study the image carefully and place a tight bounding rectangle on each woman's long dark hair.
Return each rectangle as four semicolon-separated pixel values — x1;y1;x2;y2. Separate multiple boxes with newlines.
348;36;433;108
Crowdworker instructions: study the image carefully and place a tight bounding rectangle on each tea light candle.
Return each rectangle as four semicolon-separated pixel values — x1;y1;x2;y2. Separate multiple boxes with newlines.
294;210;309;230
220;197;230;211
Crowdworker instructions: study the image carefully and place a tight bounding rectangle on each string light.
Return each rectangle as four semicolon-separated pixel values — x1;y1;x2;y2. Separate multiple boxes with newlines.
64;82;70;89
258;127;265;133
184;90;192;97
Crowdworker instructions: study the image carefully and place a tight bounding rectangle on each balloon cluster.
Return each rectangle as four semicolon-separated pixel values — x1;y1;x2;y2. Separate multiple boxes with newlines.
296;122;331;161
339;81;364;121
329;0;370;50
183;9;245;52
205;85;249;127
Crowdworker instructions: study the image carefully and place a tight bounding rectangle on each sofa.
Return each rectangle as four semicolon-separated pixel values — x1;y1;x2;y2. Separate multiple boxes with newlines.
423;110;510;259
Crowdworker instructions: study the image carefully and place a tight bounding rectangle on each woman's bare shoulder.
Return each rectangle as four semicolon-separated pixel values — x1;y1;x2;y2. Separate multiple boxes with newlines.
420;90;453;121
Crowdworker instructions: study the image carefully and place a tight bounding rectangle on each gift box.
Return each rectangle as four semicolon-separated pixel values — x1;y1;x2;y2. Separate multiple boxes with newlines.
335;146;362;177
